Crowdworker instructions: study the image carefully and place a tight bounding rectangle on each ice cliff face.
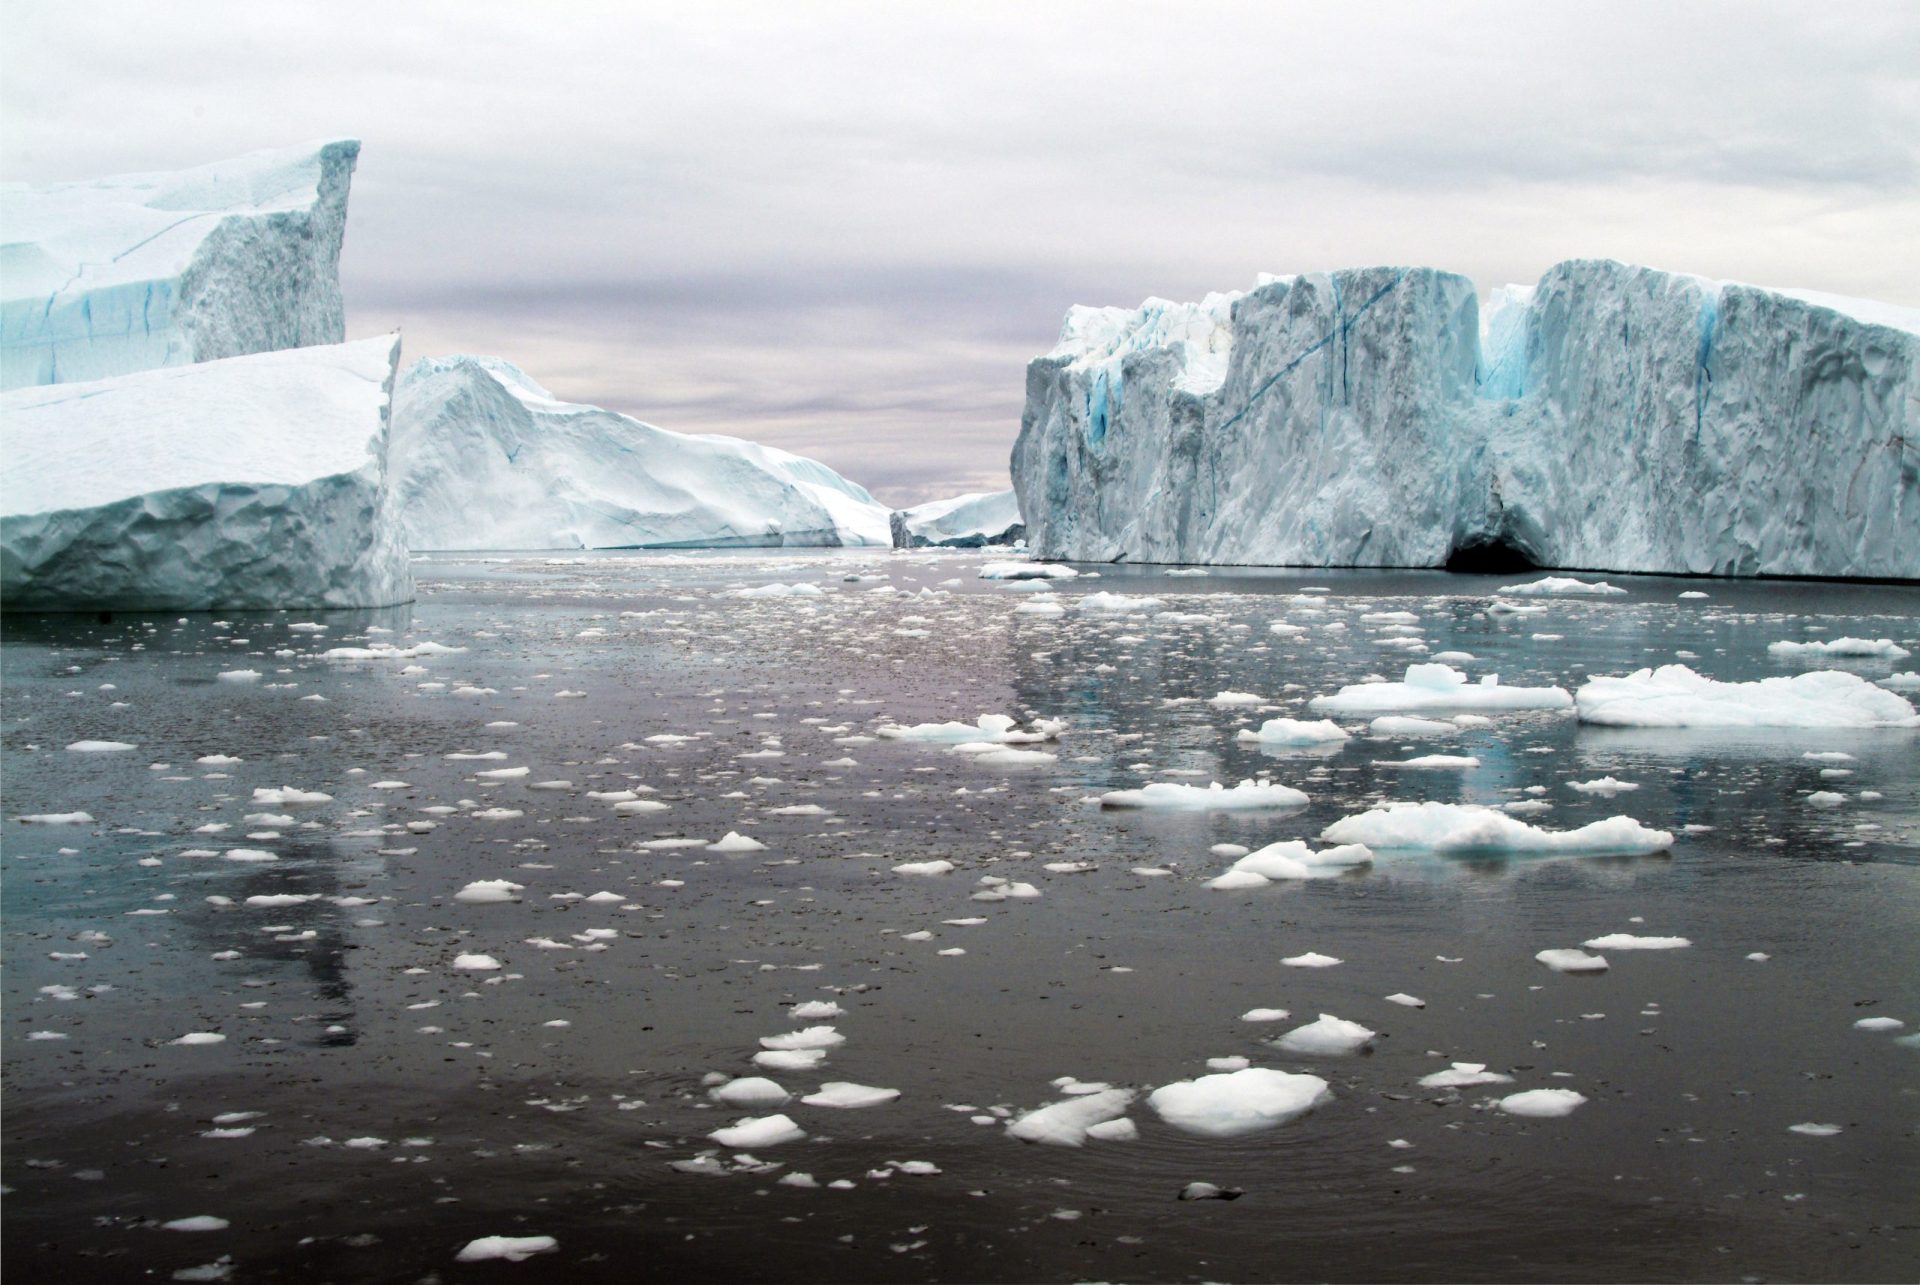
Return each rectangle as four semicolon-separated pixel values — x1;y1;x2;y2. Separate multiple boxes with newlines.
2;139;358;390
389;356;892;549
1;335;413;610
1011;259;1919;579
892;489;1024;548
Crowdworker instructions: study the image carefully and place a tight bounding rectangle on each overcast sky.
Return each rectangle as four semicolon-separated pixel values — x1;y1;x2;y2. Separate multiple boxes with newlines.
5;1;1917;505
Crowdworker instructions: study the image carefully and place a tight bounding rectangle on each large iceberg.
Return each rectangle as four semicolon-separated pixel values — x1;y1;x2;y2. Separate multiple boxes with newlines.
2;140;358;390
1010;260;1918;579
890;489;1024;548
389;355;892;550
1;335;413;611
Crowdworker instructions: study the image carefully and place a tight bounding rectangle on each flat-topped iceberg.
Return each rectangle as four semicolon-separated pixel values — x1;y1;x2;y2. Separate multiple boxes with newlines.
1309;663;1572;714
1;334;413;611
3;140;358;390
891;489;1023;548
1575;665;1920;728
389;355;891;550
1011;258;1918;579
1321;801;1674;857
1100;779;1308;810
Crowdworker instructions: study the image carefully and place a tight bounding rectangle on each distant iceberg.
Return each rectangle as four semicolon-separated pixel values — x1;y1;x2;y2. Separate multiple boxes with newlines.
891;489;1023;548
389;355;892;550
1011;259;1919;579
1;334;413;611
2;140;359;390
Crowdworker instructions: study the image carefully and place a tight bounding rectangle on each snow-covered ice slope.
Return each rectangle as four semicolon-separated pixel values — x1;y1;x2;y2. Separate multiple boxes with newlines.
2;140;358;390
1011;259;1919;579
1;334;413;610
389;356;891;550
892;489;1024;548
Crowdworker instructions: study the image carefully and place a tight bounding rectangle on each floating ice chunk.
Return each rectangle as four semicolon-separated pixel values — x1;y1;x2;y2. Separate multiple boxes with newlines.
216;669;261;682
955;744;1059;766
66;740;136;752
1006;1087;1134;1146
1418;1062;1514;1088
1282;952;1342;968
17;811;94;824
892;860;954;876
1100;779;1307;811
1497;577;1625;596
455;1235;558;1263
1497;1089;1587;1117
1384;993;1426;1008
730;582;825;598
1536;948;1610;972
709;1113;806;1148
251;786;331;806
1768;637;1910;660
454;880;524;905
1322;802;1673;857
161;1215;231;1232
172;1033;226;1046
710;1077;791;1108
1311;665;1572;715
752;1048;827;1072
1241;1008;1290;1022
1788;1122;1842;1136
979;561;1078;580
1582;933;1689;950
1013;599;1066;616
452;953;502;971
1883;671;1920;691
1148;1068;1332;1137
1274;1014;1376;1056
475;766;528;780
322;641;465;661
1075;592;1164;613
1804;791;1847;808
244;894;320;908
759;1026;845;1051
1236;717;1350;746
1085;1117;1138;1141
1378;754;1480;770
708;832;767;853
1207;839;1372;887
878;714;1064;743
222;849;277;863
1370;716;1456;736
1568;776;1639;795
801;1082;901;1108
1209;691;1265;706
1205;869;1272;891
1854;1016;1905;1031
1574;665;1919;728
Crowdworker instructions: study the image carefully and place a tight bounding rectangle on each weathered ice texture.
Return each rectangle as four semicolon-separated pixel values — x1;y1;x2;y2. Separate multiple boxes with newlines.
892;489;1024;548
1;335;413;611
1011;259;1919;579
2;140;358;390
389;356;892;550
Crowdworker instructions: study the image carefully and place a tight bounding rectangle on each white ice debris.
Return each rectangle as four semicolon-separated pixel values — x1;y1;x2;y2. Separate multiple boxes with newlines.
1568;777;1639;795
1075;592;1164;613
1310;665;1572;715
800;1082;901;1108
708;832;768;853
710;1077;791;1108
1273;1014;1377;1056
1322;802;1673;857
709;1113;806;1148
1582;933;1690;950
894;489;1023;548
66;740;136;752
1417;1062;1515;1088
454;880;524;905
1006;1087;1134;1146
18;811;95;824
979;561;1077;580
1206;840;1373;888
1497;577;1626;596
451;953;502;971
1574;665;1919;728
1236;717;1350;746
455;1235;559;1263
878;714;1065;743
1536;948;1610;973
892;860;954;876
1100;779;1307;810
1767;637;1910;660
1147;1068;1332;1137
1497;1088;1588;1117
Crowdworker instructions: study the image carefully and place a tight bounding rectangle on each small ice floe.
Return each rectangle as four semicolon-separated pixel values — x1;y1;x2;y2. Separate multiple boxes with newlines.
1582;933;1689;950
452;953;502;971
1497;1088;1587;1117
1282;952;1342;968
1147;1067;1332;1137
215;669;261;682
1075;592;1165;614
801;1082;900;1108
1206;840;1372;888
1883;671;1920;690
455;1235;558;1263
1208;691;1266;707
222;848;277;863
162;1215;231;1232
1321;802;1672;857
753;1048;827;1071
710;1077;791;1107
454;880;524;905
979;561;1078;580
1310;664;1572;715
1536;948;1610;973
878;714;1064;743
1100;779;1307;811
1568;776;1639;796
1384;993;1426;1008
171;1033;226;1046
1788;1122;1842;1136
1241;1008;1290;1022
1370;716;1457;736
1854;1016;1905;1032
1013;599;1066;617
1485;600;1549;617
1006;1087;1134;1146
1805;791;1848;808
953;744;1059;766
66;740;136;752
972;876;1041;901
709;1113;806;1147
708;832;767;853
1417;1062;1514;1089
1378;754;1481;770
728;582;824;598
1768;637;1911;660
892;860;954;876
17;812;94;825
321;641;465;661
251;786;331;806
1273;1014;1376;1056
760;1026;844;1051
1236;717;1349;746
1575;666;1919;728
790;1000;843;1019
1497;576;1626;597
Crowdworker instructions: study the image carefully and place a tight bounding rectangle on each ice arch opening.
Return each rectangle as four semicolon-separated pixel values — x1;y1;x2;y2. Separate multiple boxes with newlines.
1443;534;1540;575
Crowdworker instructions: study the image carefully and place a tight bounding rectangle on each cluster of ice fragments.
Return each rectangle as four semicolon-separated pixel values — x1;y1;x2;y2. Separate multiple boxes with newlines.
1011;260;1919;578
889;489;1024;548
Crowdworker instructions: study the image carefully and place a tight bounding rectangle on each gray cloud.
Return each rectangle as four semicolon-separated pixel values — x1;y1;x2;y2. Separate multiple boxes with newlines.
5;0;1916;506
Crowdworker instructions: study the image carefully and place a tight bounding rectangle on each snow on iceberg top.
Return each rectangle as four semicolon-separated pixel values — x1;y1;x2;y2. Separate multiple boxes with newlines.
1045;288;1253;396
1;333;399;517
1;140;360;304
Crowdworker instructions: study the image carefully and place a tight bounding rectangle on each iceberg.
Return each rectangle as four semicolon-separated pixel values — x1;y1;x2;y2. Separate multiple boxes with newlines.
1321;801;1674;857
891;488;1024;548
1574;664;1920;728
1309;663;1572;714
1;334;412;611
388;355;891;549
3;140;358;390
1011;259;1918;579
